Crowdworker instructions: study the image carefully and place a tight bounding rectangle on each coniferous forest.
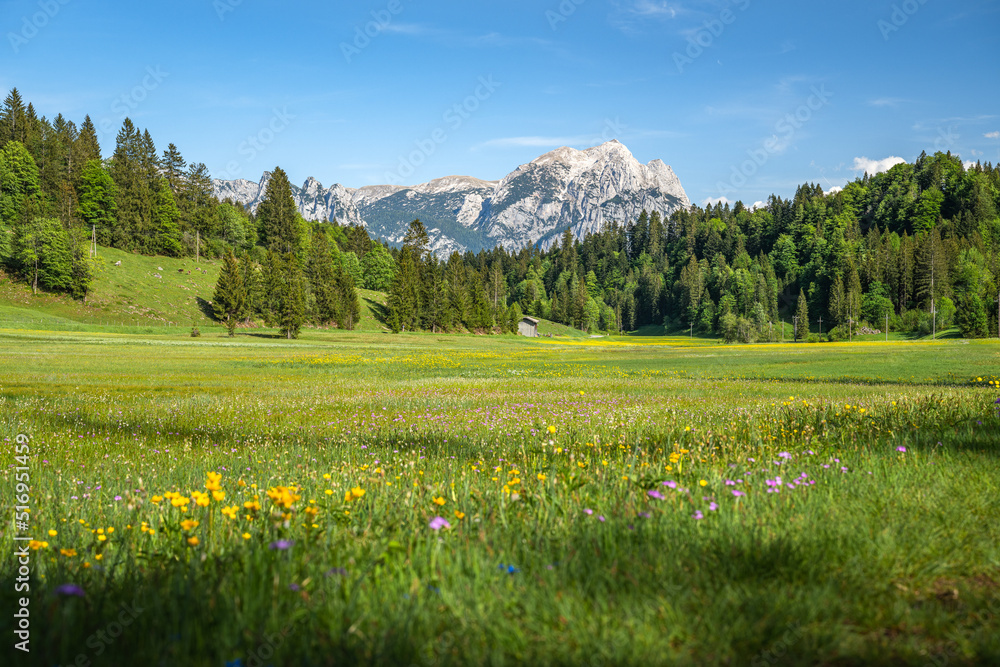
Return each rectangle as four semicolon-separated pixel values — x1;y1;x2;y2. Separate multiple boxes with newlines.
2;86;999;340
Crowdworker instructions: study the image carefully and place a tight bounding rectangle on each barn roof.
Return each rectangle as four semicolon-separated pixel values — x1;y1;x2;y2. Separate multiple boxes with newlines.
520;317;540;324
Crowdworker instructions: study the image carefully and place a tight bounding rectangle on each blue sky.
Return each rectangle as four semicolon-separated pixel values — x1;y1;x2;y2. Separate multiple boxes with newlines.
2;0;999;206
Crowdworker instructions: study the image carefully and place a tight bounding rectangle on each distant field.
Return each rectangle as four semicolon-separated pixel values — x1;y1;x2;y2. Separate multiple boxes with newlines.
1;328;998;666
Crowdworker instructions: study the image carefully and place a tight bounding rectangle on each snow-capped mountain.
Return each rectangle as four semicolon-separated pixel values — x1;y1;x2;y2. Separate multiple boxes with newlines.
212;140;690;254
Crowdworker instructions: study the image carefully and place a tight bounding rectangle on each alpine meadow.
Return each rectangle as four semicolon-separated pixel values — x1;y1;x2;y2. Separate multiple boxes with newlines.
3;1;1000;666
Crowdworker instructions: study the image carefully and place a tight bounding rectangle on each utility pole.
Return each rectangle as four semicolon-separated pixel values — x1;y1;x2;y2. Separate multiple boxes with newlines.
818;316;823;336
793;316;798;342
932;297;936;340
690;322;693;339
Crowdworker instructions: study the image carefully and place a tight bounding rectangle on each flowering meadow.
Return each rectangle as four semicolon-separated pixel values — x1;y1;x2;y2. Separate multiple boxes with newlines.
2;330;1000;666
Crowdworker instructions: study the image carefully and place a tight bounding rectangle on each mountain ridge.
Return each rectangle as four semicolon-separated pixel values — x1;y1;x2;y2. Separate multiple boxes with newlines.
212;140;691;254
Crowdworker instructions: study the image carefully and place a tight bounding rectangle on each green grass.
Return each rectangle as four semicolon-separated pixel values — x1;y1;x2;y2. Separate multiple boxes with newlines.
1;327;999;666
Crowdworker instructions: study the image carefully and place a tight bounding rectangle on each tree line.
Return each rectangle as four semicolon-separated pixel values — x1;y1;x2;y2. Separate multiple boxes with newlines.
3;85;999;340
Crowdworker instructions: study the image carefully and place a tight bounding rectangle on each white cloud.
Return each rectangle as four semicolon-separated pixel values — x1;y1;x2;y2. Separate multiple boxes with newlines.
868;97;907;108
702;196;731;207
963;160;977;170
631;0;678;17
826;186;844;195
851;156;906;175
751;201;767;211
985;131;1000;139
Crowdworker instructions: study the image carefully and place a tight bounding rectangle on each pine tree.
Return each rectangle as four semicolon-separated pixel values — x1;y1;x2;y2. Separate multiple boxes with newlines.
74;116;102;168
795;288;809;341
278;252;306;339
336;260;361;330
0;89;28;147
261;250;285;326
387;248;420;331
402;219;430;263
161;143;187;193
308;229;338;325
258;167;299;255
213;250;247;336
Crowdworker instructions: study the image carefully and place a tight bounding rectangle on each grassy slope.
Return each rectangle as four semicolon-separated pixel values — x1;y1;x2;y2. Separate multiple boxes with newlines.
0;246;591;338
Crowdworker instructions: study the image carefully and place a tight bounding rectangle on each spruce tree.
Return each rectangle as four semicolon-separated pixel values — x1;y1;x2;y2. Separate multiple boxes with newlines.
213;250;247;336
795;288;809;341
278;252;306;339
336;260;361;330
258;167;298;255
308;230;338;325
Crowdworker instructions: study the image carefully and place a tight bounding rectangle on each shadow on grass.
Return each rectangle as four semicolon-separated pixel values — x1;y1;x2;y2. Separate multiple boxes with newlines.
364;297;389;327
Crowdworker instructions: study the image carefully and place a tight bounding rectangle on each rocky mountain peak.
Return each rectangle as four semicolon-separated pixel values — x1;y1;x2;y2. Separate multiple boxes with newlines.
212;141;690;254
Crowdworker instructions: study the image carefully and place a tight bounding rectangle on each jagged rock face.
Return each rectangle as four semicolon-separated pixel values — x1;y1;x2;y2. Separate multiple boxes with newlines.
211;141;690;254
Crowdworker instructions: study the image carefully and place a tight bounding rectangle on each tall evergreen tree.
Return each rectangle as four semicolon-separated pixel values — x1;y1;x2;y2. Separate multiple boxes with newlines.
278;252;306;339
0;89;28;147
795;288;809;341
212;250;248;336
308;229;338;325
258;167;299;255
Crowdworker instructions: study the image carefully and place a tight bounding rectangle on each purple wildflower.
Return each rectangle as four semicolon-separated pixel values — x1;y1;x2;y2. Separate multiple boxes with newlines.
692;511;704;520
429;516;450;531
647;490;665;500
55;584;85;597
896;446;906;452
663;481;677;489
732;490;745;497
269;540;294;550
778;452;791;459
708;502;718;511
583;508;594;515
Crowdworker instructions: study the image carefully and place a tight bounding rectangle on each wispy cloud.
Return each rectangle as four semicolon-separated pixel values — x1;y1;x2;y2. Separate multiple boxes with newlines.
868;97;909;108
985;131;1000;139
610;0;685;33
852;156;906;175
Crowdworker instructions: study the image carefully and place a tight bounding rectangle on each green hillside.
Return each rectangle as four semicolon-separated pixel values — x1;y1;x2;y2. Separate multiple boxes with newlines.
0;246;391;334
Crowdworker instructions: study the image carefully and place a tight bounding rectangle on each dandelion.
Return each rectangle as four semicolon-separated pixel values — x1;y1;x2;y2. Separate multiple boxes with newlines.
242;533;251;540
221;506;239;520
59;548;77;557
28;540;48;550
187;536;199;546
454;511;465;520
699;480;708;487
429;516;450;531
180;520;199;531
433;496;446;506
547;425;557;434
536;473;547;481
